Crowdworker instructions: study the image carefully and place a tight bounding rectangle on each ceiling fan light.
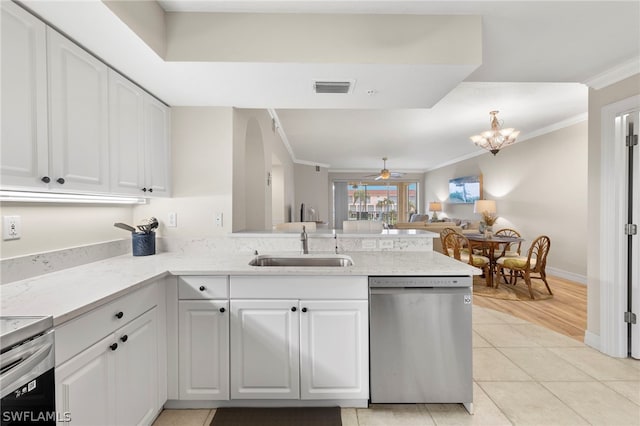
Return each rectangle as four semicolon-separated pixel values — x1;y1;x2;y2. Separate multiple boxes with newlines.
380;169;391;179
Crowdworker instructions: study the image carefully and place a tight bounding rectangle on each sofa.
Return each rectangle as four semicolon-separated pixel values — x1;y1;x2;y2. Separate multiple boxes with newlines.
394;217;480;253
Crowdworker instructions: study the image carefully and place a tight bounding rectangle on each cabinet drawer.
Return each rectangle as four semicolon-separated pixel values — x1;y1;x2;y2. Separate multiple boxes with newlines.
55;283;157;366
178;276;228;300
230;276;368;299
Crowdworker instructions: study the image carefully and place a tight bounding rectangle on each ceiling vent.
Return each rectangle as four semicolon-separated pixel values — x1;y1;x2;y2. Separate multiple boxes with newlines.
313;81;351;94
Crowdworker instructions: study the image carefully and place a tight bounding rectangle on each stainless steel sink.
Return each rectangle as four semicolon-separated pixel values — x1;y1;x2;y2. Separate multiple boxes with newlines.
249;254;354;267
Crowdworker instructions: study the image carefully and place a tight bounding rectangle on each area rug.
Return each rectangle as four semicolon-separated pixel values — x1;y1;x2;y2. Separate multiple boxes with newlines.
473;275;553;301
210;407;342;426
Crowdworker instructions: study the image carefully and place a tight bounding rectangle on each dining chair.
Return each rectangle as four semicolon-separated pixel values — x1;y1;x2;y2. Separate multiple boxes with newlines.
440;227;463;256
494;228;522;257
496;235;552;299
443;232;491;286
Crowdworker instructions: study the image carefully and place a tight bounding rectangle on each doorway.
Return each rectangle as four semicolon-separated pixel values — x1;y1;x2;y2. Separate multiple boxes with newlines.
599;97;640;358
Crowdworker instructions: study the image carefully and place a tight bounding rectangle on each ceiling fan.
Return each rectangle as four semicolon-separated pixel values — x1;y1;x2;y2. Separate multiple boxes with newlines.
366;157;404;181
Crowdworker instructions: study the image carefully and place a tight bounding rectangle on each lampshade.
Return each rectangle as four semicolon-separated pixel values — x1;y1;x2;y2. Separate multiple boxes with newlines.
473;199;496;214
428;202;442;212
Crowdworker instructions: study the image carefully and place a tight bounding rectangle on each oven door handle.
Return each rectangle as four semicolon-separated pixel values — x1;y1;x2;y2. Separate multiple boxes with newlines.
0;342;53;387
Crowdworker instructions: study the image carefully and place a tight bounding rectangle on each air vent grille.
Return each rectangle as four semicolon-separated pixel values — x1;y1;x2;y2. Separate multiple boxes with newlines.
314;81;351;94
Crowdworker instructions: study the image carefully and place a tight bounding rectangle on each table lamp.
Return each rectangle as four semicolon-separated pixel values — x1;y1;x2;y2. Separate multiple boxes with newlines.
428;202;442;220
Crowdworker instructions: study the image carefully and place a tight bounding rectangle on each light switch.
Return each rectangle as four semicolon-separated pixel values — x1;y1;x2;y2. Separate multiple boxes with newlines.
215;212;223;227
167;212;177;228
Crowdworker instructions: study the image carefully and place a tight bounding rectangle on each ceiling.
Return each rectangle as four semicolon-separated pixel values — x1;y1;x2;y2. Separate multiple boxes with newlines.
21;1;640;173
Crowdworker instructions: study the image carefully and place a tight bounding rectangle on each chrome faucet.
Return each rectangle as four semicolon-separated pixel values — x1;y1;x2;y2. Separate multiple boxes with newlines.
301;225;309;254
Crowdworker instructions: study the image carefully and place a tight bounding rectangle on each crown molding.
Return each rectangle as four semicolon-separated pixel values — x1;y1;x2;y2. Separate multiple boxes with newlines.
583;57;640;90
423;112;588;172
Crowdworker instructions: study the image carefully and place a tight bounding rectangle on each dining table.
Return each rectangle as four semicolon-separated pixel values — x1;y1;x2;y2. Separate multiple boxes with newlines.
465;232;524;288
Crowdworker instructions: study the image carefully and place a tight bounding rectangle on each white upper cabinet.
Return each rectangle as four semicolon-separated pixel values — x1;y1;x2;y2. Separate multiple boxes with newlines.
0;1;48;189
47;27;110;193
109;70;145;194
143;96;171;196
1;4;171;197
109;70;171;197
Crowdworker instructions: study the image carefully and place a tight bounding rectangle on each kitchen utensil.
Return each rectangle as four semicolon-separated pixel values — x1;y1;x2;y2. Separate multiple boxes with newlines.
137;225;151;233
148;217;159;231
114;223;136;233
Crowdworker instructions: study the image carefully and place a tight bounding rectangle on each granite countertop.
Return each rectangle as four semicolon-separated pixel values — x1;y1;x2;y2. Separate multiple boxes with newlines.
231;229;439;238
0;250;478;326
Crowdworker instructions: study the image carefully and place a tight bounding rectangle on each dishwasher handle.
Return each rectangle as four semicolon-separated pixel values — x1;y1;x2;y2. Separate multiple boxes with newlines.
370;287;472;295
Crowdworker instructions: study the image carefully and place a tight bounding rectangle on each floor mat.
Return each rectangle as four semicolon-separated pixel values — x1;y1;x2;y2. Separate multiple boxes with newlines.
210;407;342;426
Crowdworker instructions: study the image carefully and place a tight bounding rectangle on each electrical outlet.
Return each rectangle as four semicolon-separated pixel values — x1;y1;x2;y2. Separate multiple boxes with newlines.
167;212;177;228
380;240;394;249
3;216;21;240
215;212;223;227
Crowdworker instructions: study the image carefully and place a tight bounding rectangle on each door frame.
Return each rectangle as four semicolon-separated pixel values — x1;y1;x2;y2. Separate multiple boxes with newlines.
599;95;640;357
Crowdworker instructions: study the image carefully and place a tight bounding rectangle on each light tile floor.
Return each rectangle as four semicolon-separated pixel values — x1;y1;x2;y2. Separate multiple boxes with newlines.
153;305;640;426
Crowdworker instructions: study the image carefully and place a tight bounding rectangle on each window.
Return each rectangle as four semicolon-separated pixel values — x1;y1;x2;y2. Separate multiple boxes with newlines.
342;181;419;226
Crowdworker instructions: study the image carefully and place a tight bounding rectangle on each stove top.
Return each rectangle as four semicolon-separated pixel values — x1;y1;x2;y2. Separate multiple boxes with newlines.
0;316;53;351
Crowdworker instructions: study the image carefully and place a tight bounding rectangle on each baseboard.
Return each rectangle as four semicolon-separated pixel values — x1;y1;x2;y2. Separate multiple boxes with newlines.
584;330;601;350
546;267;587;285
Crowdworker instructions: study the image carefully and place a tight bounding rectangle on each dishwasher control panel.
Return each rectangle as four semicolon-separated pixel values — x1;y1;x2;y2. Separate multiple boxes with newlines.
368;276;472;288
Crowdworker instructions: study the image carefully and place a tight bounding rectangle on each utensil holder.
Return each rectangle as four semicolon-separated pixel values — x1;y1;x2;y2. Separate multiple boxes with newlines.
132;232;155;256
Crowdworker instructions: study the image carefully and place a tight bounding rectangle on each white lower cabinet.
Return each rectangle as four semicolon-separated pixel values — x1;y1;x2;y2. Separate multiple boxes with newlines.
230;300;300;399
299;300;369;400
230;298;368;400
178;300;229;400
55;334;114;426
55;308;159;426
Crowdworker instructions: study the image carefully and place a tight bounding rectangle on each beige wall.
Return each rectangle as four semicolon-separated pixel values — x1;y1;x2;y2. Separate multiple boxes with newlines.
103;0;166;58
165;13;481;64
0;203;133;258
294;164;329;223
232;109;295;231
424;122;588;278
586;74;640;336
133;107;234;237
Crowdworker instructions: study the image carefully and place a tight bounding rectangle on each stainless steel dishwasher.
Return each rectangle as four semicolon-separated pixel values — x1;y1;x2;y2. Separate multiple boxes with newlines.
369;276;473;413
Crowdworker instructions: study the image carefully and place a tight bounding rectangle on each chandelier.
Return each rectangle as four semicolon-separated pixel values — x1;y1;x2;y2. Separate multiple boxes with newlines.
470;111;520;155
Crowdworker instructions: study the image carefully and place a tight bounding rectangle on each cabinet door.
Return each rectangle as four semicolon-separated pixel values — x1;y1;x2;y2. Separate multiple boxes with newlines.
230;300;299;399
0;1;48;189
48;27;109;193
143;95;171;196
55;334;116;426
299;300;369;400
114;308;158;426
179;300;229;400
109;70;145;195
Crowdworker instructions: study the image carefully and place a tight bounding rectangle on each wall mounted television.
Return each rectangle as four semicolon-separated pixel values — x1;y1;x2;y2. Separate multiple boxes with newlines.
448;175;483;204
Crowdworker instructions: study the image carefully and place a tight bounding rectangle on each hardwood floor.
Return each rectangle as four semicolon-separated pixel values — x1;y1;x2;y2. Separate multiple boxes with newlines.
473;275;587;341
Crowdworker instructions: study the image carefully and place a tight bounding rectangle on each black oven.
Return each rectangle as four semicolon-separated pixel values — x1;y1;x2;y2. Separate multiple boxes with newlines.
1;317;56;425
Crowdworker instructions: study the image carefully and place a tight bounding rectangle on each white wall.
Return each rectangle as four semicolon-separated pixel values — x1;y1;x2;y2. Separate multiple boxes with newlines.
133;107;234;237
586;74;640;337
424;122;588;279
